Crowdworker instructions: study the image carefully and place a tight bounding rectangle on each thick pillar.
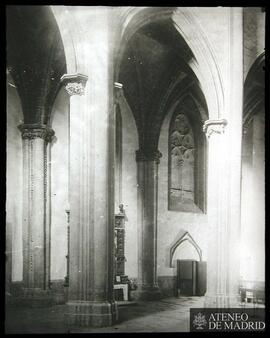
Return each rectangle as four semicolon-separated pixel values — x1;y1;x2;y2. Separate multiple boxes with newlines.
203;7;243;309
18;124;54;305
61;71;117;327
204;119;242;307
134;149;162;300
203;119;235;307
204;117;242;306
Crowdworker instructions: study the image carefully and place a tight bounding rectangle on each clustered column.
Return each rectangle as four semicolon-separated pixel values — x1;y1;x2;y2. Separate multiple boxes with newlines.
18;124;54;305
135;149;162;300
203;8;243;309
61;73;118;327
203;119;240;308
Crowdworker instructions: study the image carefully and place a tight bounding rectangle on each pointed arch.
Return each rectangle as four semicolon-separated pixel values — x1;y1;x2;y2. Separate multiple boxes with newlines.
170;231;202;267
115;7;224;120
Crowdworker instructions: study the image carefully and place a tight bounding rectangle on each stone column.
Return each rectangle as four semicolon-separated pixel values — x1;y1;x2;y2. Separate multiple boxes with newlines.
134;149;162;300
18;124;54;305
203;8;243;309
61;73;117;327
203;119;241;308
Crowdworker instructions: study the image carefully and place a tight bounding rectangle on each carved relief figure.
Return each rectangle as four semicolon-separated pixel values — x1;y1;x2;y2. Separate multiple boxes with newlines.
169;113;195;208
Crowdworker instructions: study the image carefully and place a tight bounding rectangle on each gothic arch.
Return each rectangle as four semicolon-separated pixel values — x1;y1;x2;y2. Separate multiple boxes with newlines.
170;231;202;267
115;7;224;120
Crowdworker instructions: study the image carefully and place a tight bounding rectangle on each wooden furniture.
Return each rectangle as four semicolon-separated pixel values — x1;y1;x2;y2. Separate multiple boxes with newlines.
176;259;206;296
115;213;126;276
114;206;130;301
113;284;128;301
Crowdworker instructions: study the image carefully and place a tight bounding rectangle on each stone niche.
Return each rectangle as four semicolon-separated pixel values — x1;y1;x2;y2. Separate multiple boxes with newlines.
168;97;206;214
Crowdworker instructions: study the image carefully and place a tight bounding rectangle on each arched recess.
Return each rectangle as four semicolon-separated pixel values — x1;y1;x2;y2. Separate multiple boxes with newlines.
240;52;265;285
170;231;202;268
115;7;224;121
167;91;207;214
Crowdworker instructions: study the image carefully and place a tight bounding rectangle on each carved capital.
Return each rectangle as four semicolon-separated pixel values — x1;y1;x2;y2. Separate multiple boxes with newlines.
136;149;162;164
203;119;228;138
60;73;88;96
18;124;55;143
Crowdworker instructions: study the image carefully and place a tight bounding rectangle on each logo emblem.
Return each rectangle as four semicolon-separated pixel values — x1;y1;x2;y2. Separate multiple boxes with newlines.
193;312;207;330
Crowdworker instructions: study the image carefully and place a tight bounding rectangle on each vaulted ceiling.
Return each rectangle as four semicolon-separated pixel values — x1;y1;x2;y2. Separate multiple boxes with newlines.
118;18;208;153
6;7;208;144
6;6;66;125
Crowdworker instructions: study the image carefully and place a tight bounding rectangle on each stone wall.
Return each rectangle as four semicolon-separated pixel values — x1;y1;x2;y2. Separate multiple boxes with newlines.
156;103;208;295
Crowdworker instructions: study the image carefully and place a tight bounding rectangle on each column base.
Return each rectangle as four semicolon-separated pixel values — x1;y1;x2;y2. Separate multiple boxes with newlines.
204;293;241;308
13;288;54;307
132;285;162;301
65;301;118;327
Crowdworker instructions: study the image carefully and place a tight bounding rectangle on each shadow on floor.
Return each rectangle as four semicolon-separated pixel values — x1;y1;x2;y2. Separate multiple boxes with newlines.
5;303;69;334
5;297;205;334
116;297;200;324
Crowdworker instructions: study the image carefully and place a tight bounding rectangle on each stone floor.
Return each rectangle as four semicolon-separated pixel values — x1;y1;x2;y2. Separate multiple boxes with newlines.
5;296;205;333
6;297;264;334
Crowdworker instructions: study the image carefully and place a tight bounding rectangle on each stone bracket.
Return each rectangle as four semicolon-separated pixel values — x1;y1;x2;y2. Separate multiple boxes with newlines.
61;73;88;96
203;119;228;138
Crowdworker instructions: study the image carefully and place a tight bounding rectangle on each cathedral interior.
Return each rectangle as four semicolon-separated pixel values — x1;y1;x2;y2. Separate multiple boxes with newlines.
6;6;265;333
